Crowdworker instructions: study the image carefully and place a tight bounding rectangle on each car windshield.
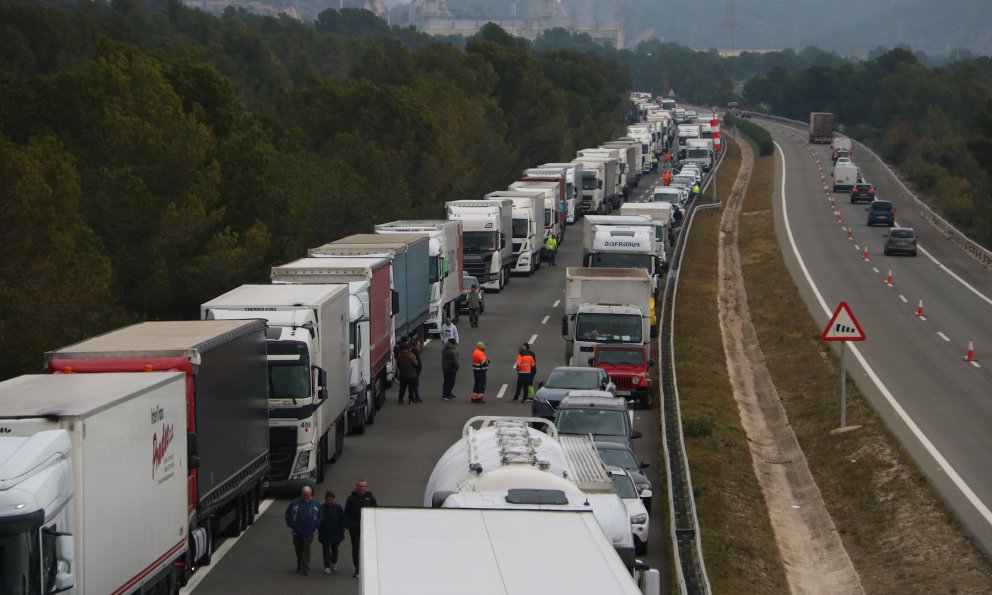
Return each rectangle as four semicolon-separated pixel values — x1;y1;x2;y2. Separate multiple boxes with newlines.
463;275;478;289
556;408;628;437
872;202;893;211
597;349;644;365
612;474;639;499
597;447;639;470
891;229;915;239
545;369;601;390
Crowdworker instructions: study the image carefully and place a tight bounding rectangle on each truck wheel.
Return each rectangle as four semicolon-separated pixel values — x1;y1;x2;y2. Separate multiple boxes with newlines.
331;416;345;462
200;520;215;566
365;388;376;426
639;392;653;410
315;440;326;484
352;407;367;435
373;375;385;411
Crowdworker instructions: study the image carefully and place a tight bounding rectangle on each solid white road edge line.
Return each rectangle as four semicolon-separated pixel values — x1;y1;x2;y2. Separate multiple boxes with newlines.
181;498;276;593
776;140;992;530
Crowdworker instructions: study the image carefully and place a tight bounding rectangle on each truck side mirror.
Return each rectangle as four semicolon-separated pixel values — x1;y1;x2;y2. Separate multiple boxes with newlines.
391;290;400;315
647;359;656;367
587;358;594;366
561;316;569;336
598;180;603;189
187;432;200;470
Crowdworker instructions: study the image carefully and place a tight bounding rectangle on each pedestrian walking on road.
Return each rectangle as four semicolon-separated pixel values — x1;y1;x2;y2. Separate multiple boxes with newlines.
412;338;424;403
651;154;659;173
285;486;322;576
318;490;345;574
513;346;536;401
442;338;460;401
471;342;491;403
663;151;671;168
396;340;420;405
544;235;558;266
522;342;538;388
467;285;482;328
344;479;377;579
439;316;459;345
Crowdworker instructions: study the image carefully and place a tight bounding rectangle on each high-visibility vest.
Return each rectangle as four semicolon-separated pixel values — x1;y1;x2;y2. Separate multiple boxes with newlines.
472;349;489;371
545;236;557;251
515;354;535;374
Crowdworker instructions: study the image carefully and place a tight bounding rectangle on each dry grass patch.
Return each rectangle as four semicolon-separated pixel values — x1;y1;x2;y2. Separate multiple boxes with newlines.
675;138;790;593
738;147;992;593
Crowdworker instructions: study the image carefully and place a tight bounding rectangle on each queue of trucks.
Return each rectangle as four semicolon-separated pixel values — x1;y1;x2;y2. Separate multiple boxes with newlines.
0;90;688;594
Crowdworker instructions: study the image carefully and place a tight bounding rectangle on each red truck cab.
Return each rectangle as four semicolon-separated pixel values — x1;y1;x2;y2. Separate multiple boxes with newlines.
589;344;655;409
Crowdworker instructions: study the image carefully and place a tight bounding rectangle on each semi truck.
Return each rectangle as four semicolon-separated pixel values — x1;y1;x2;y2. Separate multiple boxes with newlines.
573;156;618;215
582;215;661;297
309;233;429;343
360;508;660;595
374;220;464;335
511;178;564;247
201;284;350;485
618;202;673;268
602;139;643;188
578;148;626;206
0;372;189;593
46;320;270;572
424;416;637;568
809;112;836;144
626;125;655;172
485;190;543;276
539;162;583;223
561;268;652;366
445;198;514;292
270;256;394;430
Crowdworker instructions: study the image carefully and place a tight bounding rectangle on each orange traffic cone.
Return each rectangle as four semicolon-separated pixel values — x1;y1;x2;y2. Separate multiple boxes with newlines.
965;339;976;362
847;228;853;240
885;270;893;286
863;247;869;261
836;212;843;223
916;298;925;317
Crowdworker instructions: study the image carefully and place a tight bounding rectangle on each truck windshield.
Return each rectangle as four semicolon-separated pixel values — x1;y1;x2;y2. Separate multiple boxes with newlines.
581;173;598;190
687;149;709;159
512;218;528;239
349;320;360;361
0;513;42;595
429;255;440;284
463;231;497;253
589;253;653;270
597;349;644;365
575;313;643;343
267;341;311;400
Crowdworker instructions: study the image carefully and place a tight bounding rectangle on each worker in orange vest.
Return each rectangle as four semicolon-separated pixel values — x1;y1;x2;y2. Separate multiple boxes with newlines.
471;342;491;403
512;345;536;402
662;170;673;186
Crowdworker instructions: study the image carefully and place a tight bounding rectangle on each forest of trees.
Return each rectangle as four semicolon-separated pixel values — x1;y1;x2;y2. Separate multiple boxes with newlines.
2;0;990;380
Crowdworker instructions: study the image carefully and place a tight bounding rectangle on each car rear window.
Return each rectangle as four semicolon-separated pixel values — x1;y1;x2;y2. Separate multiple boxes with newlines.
872;202;893;211
891;229;915;239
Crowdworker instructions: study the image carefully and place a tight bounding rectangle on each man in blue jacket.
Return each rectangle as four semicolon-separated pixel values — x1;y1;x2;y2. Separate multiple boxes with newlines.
285;485;322;575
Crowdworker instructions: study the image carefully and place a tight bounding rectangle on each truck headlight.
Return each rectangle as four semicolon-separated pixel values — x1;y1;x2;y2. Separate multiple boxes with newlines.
291;449;312;477
631;513;649;525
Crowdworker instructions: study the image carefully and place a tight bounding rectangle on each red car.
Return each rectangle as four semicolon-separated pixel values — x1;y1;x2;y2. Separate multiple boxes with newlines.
590;344;655;409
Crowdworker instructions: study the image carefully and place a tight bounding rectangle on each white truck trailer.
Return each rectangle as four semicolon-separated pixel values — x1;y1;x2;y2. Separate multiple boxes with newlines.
539;162;583;223
0;372;188;594
374;220;464;335
684;138;714;171
446;199;514;291
578;148;627;207
619;202;673;269
360;508;660;595
201;284;350;486
561;268;652;366
509;179;563;248
485;190;544;275
602;139;643;188
573;156;618;216
423;416;637;568
271;256;395;430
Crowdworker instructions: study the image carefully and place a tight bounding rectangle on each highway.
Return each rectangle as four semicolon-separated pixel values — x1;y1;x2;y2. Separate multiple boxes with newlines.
765;121;992;555
184;177;670;593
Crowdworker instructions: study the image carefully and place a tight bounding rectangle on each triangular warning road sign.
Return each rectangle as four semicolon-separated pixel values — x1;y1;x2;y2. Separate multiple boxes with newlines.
821;301;866;342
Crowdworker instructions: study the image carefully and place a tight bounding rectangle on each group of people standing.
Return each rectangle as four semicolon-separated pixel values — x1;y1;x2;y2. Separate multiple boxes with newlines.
285;479;378;578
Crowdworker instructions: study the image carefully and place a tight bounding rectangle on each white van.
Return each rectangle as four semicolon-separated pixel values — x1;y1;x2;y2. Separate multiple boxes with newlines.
832;163;860;192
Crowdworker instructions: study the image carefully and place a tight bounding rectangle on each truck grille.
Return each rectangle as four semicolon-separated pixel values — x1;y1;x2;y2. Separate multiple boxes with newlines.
463;254;493;280
267;427;296;481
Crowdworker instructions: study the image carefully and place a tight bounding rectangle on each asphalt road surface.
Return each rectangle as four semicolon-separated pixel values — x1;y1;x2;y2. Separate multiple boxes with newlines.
184;172;670;594
765;121;992;556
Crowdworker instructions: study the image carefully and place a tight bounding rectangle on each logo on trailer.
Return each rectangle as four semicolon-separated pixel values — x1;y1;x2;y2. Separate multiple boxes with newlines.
152;422;175;479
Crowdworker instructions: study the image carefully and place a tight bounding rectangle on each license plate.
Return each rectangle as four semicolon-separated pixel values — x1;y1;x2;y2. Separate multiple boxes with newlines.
617;390;631;396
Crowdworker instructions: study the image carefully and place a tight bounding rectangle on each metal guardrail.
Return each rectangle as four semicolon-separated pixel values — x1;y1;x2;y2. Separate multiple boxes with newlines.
752;113;992;269
658;148;725;595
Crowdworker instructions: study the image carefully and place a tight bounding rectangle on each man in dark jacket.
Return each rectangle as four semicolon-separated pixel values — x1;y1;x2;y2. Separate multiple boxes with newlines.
285;486;322;575
395;341;420;404
318;490;345;574
344;479;378;578
442;338;459;401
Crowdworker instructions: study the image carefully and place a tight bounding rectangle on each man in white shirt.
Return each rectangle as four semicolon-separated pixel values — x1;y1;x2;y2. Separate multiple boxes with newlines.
439;316;459;345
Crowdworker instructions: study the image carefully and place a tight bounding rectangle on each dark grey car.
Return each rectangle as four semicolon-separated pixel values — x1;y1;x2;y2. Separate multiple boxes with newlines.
596;441;653;511
532;366;616;420
554;394;642;450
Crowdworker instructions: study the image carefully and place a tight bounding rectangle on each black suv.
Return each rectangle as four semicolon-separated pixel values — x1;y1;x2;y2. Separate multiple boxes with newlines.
867;200;896;226
850;182;875;203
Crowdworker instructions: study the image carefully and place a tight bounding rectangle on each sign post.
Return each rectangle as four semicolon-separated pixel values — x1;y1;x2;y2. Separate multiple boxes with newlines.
821;301;866;429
